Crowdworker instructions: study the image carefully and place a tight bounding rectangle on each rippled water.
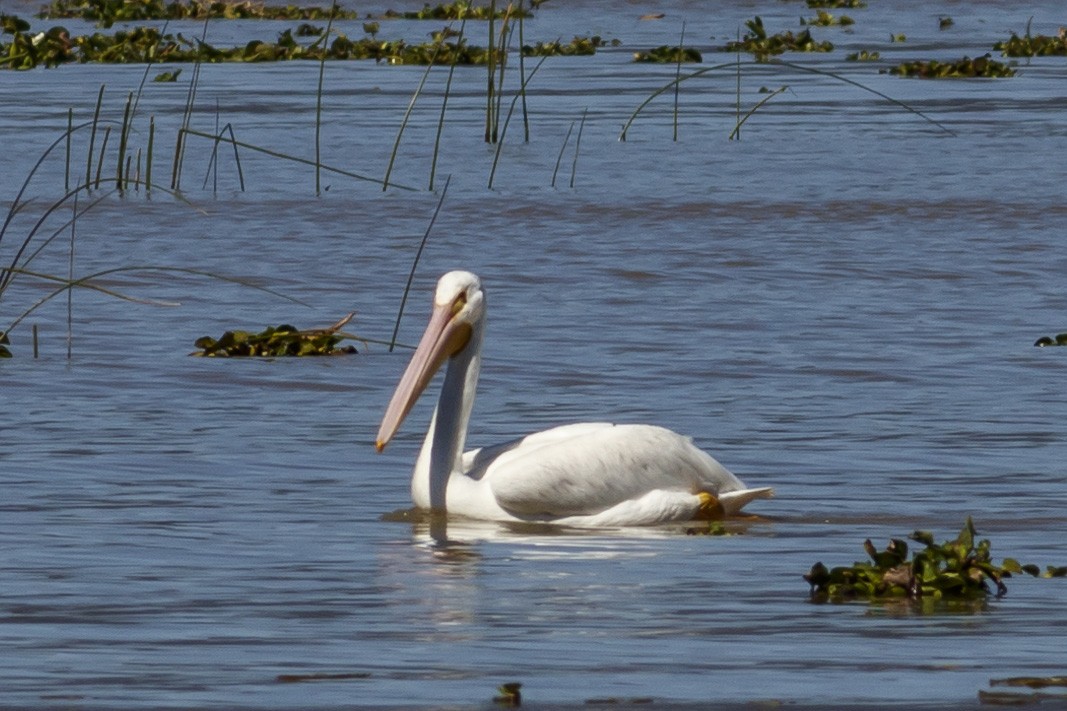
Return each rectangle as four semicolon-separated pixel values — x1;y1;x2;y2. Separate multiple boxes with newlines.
4;0;1067;707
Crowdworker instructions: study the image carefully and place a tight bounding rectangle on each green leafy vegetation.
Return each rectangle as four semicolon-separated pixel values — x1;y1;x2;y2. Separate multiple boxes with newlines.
806;0;864;7
632;44;701;63
522;35;607;57
804;518;1066;610
846;49;879;61
383;1;529;20
723;16;833;61
995;28;1067;57
493;682;522;707
883;54;1016;78
0;19;510;67
0;331;11;358
38;0;356;28
801;11;854;27
192;314;358;356
35;0;527;27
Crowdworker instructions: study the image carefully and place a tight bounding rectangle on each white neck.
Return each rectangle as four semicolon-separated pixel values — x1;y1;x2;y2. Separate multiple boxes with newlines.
411;321;483;511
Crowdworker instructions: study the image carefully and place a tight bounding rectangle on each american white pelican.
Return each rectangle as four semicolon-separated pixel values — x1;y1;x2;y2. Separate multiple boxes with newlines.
375;271;773;527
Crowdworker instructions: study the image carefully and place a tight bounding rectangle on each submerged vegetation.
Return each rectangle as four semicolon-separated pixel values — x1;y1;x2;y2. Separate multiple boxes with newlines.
804;518;1066;611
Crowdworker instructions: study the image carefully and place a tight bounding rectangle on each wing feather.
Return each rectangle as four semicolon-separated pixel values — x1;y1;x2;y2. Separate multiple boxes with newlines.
475;423;744;517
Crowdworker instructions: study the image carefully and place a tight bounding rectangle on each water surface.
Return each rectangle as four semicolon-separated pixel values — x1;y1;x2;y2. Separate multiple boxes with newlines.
3;0;1067;707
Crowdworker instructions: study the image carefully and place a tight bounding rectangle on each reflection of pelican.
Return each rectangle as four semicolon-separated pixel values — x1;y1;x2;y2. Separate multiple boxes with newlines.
376;271;773;527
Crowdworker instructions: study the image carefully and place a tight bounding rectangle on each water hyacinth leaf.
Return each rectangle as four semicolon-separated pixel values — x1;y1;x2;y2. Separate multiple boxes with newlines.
192;315;358;357
806;519;1064;610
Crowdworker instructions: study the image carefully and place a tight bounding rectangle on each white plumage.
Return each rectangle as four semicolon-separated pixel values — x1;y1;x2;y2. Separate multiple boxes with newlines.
376;271;772;526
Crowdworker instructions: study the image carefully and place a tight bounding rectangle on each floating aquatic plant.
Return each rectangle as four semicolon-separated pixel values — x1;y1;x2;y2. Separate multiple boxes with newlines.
995;27;1067;57
1;18;513;68
0;331;11;358
801;11;854;27
632;44;701;63
804;517;1066;610
723;16;833;62
493;682;522;707
192;313;358;357
806;0;864;7
522;34;606;57
980;677;1067;706
1034;333;1067;346
884;54;1016;78
38;0;355;28
382;1;529;21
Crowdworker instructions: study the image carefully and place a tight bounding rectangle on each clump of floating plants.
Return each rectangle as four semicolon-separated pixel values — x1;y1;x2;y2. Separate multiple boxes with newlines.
192;313;358;357
980;677;1067;706
846;49;879;61
382;1;530;20
38;0;356;27
723;16;833;61
805;0;864;7
633;44;701;63
492;682;522;707
522;34;608;57
801;10;854;27
804;517;1066;610
1034;332;1067;346
883;54;1016;78
994;27;1067;57
0;18;509;67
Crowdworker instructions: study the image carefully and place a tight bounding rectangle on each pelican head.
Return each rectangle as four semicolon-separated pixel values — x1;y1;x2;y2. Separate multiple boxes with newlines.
376;271;485;452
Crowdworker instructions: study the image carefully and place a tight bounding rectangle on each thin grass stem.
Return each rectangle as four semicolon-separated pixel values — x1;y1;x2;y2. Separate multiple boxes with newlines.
517;0;530;141
180;128;414;190
146;116;154;195
569;107;587;189
314;1;338;195
384;34;446;192
65;108;73;192
94;127;111;189
485;0;496;143
116;91;133;190
488;55;546;189
619;60;955;141
67;192;76;359
430;21;466;191
729;86;788;140
551;119;576;188
86;85;105;190
389;174;451;351
673;21;685;142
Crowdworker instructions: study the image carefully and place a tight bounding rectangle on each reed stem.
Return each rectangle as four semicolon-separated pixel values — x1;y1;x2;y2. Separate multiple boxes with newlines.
65;108;73;192
570;108;587;189
673;21;685;142
389;175;451;351
430;21;466;191
86;85;105;190
117;91;132;190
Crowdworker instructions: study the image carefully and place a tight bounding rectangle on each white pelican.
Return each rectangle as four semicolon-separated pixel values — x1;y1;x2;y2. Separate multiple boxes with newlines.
375;271;773;527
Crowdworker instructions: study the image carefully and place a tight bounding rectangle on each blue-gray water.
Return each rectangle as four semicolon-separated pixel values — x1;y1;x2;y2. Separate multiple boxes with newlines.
3;0;1067;707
